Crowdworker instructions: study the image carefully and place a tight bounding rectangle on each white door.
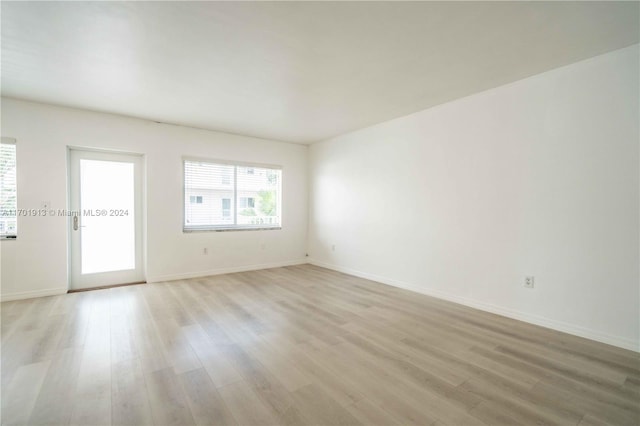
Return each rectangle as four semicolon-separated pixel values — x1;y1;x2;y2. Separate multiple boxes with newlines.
69;149;144;290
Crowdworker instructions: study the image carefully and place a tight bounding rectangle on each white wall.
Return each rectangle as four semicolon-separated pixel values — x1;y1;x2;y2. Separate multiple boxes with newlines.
308;45;640;351
2;47;638;351
0;98;308;300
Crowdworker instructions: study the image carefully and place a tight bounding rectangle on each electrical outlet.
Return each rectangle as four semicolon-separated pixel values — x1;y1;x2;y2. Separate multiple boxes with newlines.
331;244;335;252
524;276;534;289
203;248;208;255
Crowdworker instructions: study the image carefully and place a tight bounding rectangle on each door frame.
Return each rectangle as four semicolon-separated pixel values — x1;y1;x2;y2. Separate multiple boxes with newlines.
67;146;146;290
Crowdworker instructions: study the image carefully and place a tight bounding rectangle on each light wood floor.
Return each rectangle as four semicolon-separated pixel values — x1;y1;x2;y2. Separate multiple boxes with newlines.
1;264;639;426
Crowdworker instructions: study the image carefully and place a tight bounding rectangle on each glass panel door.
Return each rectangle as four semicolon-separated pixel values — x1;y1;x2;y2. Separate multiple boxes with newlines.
69;149;144;290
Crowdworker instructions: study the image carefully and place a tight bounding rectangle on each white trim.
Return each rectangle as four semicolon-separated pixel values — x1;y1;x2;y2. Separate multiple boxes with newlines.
1;287;67;302
308;259;639;353
147;259;307;283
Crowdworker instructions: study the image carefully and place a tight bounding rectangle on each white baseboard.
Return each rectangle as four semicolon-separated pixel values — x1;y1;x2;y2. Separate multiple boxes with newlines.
0;260;307;301
1;287;68;302
308;259;639;352
147;259;308;283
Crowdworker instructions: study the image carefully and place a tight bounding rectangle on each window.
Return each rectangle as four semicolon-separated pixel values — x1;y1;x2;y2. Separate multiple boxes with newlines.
221;198;231;217
184;159;281;231
1;138;17;238
239;197;255;208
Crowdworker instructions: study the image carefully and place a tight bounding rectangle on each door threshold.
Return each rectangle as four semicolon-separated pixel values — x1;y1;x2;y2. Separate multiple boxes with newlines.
68;281;147;293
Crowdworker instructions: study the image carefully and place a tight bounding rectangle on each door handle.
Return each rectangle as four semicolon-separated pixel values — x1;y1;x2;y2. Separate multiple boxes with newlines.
73;215;79;231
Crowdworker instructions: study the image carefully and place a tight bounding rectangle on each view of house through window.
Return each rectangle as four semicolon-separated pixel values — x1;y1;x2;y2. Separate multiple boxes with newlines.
0;138;17;238
184;159;281;231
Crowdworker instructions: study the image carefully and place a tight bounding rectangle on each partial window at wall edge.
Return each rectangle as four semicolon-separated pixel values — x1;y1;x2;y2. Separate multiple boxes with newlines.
0;137;17;239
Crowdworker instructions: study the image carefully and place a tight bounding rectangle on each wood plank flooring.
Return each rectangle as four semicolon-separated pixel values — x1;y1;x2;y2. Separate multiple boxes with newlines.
1;264;639;425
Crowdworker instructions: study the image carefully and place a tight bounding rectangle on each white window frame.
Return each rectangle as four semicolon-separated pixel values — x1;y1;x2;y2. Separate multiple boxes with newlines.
183;157;282;232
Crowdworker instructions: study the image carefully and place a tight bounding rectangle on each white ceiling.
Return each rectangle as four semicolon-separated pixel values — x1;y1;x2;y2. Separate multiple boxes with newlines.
2;2;638;144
